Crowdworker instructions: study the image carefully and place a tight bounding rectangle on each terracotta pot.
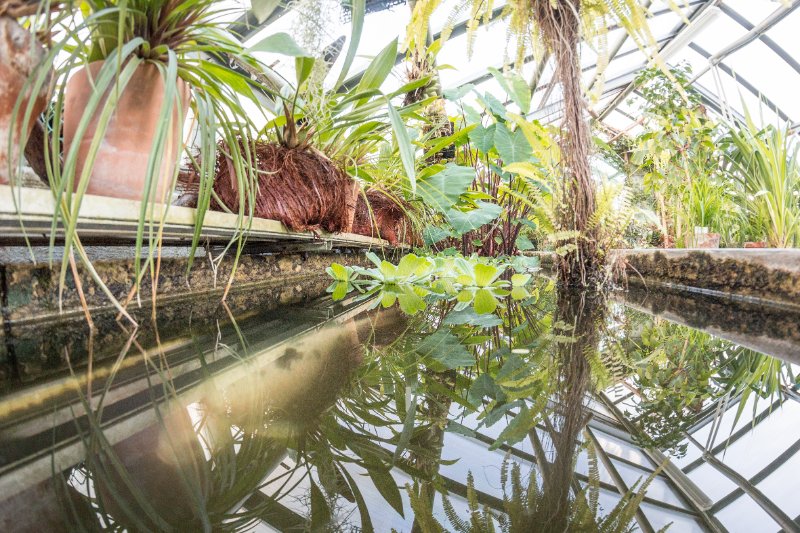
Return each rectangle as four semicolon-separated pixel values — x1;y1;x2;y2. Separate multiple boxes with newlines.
695;232;720;249
0;16;51;185
744;241;767;248
63;61;189;202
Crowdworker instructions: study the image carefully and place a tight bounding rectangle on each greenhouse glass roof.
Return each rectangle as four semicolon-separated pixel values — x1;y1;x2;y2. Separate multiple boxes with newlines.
232;0;800;135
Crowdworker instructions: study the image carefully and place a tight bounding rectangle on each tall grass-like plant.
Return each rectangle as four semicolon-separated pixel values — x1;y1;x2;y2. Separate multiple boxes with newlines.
18;1;310;322
722;114;800;248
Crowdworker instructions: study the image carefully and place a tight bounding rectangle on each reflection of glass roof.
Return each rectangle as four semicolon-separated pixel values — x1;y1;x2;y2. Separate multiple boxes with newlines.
237;0;800;134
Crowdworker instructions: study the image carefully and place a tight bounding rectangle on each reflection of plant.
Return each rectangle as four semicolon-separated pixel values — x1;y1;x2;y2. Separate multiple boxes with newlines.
408;447;666;533
626;318;795;455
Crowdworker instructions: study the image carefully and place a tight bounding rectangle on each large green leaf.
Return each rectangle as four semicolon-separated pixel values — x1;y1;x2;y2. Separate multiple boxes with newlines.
489;67;531;114
387;100;416;194
443;83;475;102
444;308;503;327
416;330;474;369
310;480;332;529
478;92;507;119
417;163;475;213
508;71;532;114
446;201;503;235
295;56;315;86
490;405;536;450
334;0;365;89
423;225;453;245
247;32;310;56
473;288;498;314
494;123;532;164
356;38;398;94
367;467;404;517
250;0;282;22
468;124;496;154
473;263;501;287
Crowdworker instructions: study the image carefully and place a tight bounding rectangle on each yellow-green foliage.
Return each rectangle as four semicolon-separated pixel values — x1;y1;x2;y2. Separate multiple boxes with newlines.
406;0;679;91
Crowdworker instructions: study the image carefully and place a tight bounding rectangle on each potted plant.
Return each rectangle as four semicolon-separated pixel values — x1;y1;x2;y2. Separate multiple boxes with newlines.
352;186;419;245
52;0;273;206
0;1;57;184
9;0;314;321
212;38;428;233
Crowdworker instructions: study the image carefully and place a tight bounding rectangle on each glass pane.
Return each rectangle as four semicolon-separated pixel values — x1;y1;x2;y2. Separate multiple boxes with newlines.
611;459;688;509
715;494;779;533
640;502;705;533
711;400;800;480
755;446;800;522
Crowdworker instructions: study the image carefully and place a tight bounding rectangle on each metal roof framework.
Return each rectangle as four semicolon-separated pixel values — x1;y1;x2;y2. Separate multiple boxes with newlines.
235;0;800;137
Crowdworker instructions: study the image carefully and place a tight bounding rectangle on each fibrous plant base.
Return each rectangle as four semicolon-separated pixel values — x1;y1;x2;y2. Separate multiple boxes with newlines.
213;142;355;233
351;188;418;246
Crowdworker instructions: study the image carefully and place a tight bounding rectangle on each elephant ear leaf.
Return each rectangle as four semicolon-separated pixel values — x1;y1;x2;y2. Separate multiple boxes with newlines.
494;123;532;164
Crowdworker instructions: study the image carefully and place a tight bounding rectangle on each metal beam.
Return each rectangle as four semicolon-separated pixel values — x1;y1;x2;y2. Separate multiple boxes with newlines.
227;4;291;42
599;0;721;120
688;42;792;123
689;0;800;83
719;3;800;77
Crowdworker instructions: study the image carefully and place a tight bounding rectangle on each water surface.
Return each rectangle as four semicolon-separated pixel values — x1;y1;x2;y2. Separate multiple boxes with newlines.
0;281;798;532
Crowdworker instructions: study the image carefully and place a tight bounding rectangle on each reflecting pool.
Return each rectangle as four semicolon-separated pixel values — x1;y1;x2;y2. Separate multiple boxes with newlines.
0;279;798;532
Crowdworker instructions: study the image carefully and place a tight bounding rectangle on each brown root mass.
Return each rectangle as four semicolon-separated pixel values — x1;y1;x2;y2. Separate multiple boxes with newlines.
352;189;417;246
213;142;355;233
534;0;601;288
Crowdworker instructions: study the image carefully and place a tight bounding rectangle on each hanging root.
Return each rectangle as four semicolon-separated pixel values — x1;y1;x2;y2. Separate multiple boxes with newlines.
534;0;601;288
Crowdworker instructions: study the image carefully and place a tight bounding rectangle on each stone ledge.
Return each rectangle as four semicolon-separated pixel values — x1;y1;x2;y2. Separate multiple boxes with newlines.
0;248;383;327
617;249;800;310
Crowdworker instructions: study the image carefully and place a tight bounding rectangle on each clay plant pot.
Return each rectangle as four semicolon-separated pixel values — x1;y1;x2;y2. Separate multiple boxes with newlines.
63;61;190;202
351;188;418;246
744;241;767;248
0;16;51;185
695;232;720;249
213;141;355;233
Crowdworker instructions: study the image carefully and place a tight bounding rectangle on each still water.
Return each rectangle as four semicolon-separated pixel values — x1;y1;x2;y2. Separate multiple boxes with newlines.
0;280;798;532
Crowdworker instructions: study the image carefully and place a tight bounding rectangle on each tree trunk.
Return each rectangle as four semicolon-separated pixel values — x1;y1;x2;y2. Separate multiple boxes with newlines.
534;0;601;288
